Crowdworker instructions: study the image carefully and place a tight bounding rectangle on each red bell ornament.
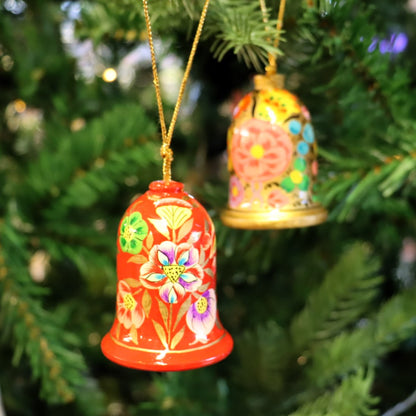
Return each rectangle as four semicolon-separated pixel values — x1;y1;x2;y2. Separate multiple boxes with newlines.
221;74;328;229
101;180;233;371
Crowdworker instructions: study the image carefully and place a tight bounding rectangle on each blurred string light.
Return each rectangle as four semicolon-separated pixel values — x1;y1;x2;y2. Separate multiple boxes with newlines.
1;44;14;71
60;1;81;19
5;99;44;152
29;250;50;283
1;54;14;71
3;0;27;14
102;67;117;82
368;32;408;54
58;2;199;112
60;1;105;82
408;0;416;12
14;99;26;113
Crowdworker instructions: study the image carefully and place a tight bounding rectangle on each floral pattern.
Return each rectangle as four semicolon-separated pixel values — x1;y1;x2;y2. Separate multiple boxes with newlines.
289;119;302;135
233;93;251;119
186;289;217;343
231;118;293;183
140;241;203;304
255;90;301;123
224;84;325;213
281;171;310;193
229;175;244;208
117;280;145;330
119;212;149;254
267;189;290;209
303;123;315;143
297;141;309;156
155;205;192;230
312;160;319;176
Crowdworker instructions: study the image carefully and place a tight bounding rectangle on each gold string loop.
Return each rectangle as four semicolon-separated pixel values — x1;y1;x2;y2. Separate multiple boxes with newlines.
160;143;174;182
259;0;287;75
142;0;211;183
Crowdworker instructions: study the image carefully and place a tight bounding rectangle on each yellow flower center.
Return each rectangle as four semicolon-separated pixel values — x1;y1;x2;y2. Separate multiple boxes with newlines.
122;226;136;242
123;293;137;311
163;265;186;283
250;144;265;159
290;170;303;184
196;297;208;314
232;185;239;197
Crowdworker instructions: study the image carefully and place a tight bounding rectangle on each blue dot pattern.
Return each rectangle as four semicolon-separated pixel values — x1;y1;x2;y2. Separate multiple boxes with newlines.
297;141;309;155
289;120;302;135
303;124;315;143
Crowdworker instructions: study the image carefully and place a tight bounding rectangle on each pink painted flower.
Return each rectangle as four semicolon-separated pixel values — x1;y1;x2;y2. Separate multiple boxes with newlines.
140;241;203;303
117;281;145;330
301;105;311;121
233;93;252;119
231;118;293;183
186;289;217;343
312;160;319;176
267;189;290;209
229;175;244;208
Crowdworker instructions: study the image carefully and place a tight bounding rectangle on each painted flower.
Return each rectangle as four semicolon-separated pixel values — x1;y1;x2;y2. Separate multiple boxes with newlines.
155;205;192;230
312;160;319;176
229;175;244;208
281;171;311;193
267;189;290;209
117;280;145;330
231;118;293;183
288;119;302;135
297;141;309;156
301;105;311;120
233;93;252;119
302;123;315;143
186;289;217;343
255;90;301;123
140;241;203;303
119;212;148;254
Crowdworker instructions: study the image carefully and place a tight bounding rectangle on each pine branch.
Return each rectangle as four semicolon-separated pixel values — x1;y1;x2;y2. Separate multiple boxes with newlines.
205;0;283;71
39;238;115;288
0;223;89;404
298;0;416;221
77;0;144;43
290;243;382;351
233;321;291;393
148;0;203;20
307;286;416;387
290;368;378;416
42;141;160;220
22;104;157;203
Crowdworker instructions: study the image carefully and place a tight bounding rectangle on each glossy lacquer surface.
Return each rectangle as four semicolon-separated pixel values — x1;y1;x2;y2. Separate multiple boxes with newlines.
221;74;327;229
101;181;233;371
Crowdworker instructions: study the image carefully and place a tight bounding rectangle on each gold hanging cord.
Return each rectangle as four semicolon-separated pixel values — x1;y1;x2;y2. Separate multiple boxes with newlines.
142;0;211;182
259;0;287;75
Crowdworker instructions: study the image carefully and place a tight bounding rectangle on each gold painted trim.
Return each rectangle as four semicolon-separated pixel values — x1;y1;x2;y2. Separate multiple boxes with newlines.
254;74;285;90
109;332;227;354
221;205;328;230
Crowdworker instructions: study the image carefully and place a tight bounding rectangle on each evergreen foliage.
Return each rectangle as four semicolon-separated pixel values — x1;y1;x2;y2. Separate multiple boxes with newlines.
1;0;416;415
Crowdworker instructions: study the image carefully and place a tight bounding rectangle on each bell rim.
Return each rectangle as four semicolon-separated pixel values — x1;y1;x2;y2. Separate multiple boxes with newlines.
101;331;233;372
220;204;328;230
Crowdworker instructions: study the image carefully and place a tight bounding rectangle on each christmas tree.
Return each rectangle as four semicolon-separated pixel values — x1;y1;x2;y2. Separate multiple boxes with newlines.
1;0;416;415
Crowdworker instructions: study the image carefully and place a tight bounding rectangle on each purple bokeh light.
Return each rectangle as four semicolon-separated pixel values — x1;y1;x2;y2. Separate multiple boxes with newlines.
367;32;408;54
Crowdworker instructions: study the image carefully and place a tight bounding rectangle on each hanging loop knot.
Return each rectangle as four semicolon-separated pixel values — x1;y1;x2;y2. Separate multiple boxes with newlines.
142;0;210;183
160;143;173;161
160;143;173;182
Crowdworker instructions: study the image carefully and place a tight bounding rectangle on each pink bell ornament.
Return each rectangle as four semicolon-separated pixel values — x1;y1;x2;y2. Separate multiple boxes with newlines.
101;180;233;371
221;74;328;229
